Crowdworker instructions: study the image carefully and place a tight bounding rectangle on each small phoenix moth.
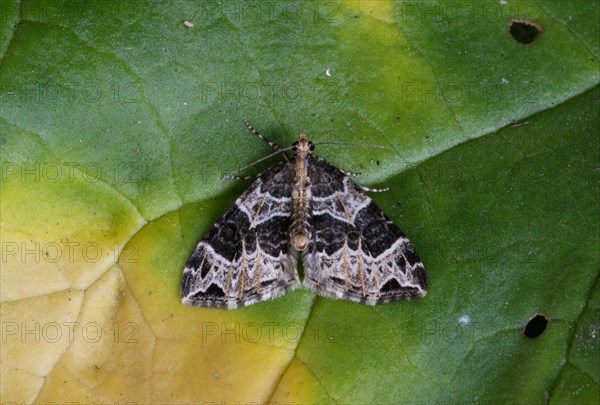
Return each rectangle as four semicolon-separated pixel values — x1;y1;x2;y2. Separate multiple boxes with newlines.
181;121;427;309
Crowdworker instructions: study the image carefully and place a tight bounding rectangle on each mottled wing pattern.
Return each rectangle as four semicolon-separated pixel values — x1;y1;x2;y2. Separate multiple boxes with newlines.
302;157;426;304
181;162;299;309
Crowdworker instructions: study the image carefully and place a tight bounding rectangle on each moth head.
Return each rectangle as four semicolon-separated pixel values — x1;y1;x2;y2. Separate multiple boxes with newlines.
292;133;314;153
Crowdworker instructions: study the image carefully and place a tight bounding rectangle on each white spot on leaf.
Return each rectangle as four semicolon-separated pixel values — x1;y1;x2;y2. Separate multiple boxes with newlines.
458;315;471;325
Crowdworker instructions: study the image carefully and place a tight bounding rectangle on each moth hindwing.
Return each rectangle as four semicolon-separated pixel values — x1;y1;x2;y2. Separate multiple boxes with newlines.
181;128;426;309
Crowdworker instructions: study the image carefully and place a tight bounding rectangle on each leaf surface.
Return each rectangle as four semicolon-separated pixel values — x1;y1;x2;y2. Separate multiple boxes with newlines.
1;1;598;403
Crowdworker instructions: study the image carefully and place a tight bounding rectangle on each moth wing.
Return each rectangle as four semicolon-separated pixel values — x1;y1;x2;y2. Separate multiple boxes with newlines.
302;158;426;304
181;161;299;309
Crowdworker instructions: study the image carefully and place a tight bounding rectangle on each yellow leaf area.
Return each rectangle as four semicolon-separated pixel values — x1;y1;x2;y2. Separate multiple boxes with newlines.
1;172;327;403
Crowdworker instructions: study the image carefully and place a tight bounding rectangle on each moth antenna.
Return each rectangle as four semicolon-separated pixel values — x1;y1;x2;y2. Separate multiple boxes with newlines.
313;141;395;152
222;146;295;180
243;119;286;154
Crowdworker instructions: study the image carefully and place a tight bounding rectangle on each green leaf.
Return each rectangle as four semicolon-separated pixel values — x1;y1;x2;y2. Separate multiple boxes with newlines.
1;1;598;403
550;280;600;404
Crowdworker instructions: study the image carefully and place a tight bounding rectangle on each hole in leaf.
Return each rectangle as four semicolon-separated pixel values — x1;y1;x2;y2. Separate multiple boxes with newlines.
509;19;543;44
523;313;549;338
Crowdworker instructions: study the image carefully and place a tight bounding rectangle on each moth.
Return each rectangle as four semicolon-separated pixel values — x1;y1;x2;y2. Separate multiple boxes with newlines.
181;122;427;309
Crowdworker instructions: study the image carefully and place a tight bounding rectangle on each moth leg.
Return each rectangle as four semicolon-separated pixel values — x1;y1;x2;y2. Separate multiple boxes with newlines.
243;119;288;161
315;157;361;177
222;173;257;181
360;185;389;193
339;169;362;177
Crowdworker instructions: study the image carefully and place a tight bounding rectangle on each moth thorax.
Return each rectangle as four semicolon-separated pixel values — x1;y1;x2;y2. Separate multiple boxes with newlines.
292;233;309;251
